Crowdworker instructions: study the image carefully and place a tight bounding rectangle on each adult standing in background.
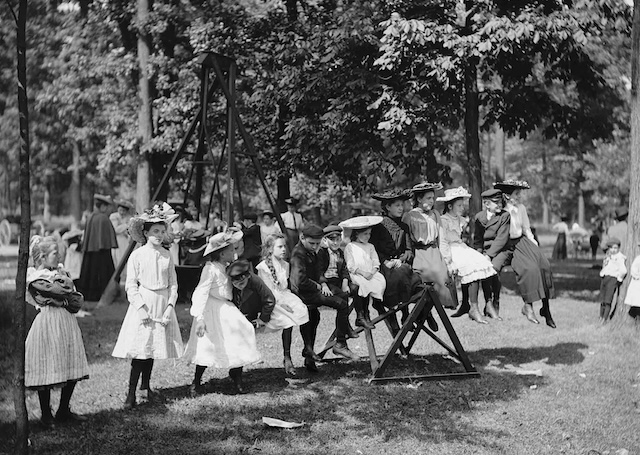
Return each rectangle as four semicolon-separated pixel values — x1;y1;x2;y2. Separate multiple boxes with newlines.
551;216;572;260
603;206;628;253
259;211;282;244
281;197;304;250
110;199;134;280
77;194;118;301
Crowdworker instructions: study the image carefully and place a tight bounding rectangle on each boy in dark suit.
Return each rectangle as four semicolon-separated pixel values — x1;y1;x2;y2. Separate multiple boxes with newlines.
228;259;275;329
452;189;511;320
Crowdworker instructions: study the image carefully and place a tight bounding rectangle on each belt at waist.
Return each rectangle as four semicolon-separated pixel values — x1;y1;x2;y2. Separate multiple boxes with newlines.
414;241;437;250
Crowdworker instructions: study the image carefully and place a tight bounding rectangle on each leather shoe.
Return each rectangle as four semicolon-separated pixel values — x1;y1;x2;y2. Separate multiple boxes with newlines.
346;326;360;339
304;358;319;373
124;392;136;409
188;383;203;398
332;343;359;361
540;307;556;329
521;304;539;324
484;300;502;321
355;317;375;330
283;358;297;377
41;414;56;429
55;409;87;422
425;313;439;332
302;348;322;363
143;388;163;403
451;302;470;318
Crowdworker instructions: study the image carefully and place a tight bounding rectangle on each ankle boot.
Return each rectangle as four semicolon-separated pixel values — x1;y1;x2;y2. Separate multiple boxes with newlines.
468;302;488;324
521;304;539;324
451;301;470;318
484;300;502;320
124;389;136;410
539;306;556;328
355;310;375;329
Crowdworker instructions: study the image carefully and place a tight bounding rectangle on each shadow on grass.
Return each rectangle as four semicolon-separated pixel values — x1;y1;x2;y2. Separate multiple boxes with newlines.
0;342;588;455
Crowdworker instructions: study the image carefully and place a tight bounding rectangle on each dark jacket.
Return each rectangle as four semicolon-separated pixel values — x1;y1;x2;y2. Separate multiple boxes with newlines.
473;209;511;258
289;242;322;300
241;224;262;265
370;216;413;264
231;274;275;323
316;247;350;284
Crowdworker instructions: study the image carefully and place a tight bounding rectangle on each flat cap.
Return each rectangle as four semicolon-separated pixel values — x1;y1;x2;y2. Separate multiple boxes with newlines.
284;197;299;205
243;212;258;222
481;189;503;200
227;259;251;278
323;225;343;235
302;224;324;238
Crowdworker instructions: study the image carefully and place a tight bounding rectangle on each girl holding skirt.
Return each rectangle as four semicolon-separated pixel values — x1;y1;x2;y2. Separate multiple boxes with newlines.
183;230;261;395
256;233;310;376
437;187;497;324
25;236;89;427
112;203;184;409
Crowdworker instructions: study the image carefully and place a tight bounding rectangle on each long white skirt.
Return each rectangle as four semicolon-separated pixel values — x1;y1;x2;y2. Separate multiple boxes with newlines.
112;287;184;359
25;306;89;388
182;297;261;368
264;290;309;332
351;272;386;300
450;243;497;285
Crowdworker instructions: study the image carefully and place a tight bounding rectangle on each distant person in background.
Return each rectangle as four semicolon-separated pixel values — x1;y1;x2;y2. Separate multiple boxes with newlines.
598;237;626;324
259;211;282;244
62;229;83;286
240;212;262;270
281;197;304;251
209;211;225;234
551;216;572;260
77;194;118;301
184;201;203;231
603;206;628;253
110;199;134;280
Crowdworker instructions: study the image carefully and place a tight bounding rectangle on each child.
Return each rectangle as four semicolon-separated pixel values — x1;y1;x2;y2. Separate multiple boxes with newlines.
437;187;497;324
25;236;89;427
259;211;282;244
61;229;84;285
317;225;352;301
183;230;261;395
599;237;627;323
340;216;387;329
112;204;184;409
256;234;310;376
624;242;640;321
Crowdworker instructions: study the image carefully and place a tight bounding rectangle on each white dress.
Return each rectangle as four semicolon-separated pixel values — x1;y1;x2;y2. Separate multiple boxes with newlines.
25;267;89;388
624;256;640;308
344;241;386;300
256;258;309;331
182;261;261;368
112;244;184;359
439;213;497;285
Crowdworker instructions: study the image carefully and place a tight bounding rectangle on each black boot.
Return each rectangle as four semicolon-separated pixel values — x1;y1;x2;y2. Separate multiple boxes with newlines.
38;389;55;428
229;367;245;394
451;300;470;318
539;300;556;329
355;310;375;329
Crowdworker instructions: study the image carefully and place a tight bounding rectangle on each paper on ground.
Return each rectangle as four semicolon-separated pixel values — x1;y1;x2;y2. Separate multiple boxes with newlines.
262;417;304;429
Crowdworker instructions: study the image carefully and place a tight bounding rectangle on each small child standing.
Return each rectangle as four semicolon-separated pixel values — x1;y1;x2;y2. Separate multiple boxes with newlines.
256;234;309;376
599;237;627;323
341;217;387;329
112;204;184;409
62;229;84;285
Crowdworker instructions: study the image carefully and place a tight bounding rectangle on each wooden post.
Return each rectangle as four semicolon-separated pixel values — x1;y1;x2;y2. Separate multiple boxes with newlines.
226;62;236;226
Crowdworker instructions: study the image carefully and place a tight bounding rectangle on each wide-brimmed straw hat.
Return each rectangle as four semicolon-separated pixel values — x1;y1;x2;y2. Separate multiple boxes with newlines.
93;194;114;205
129;202;180;244
339;216;383;230
436;187;472;202
116;199;134;210
371;189;411;202
409;182;443;194
284;197;300;205
203;229;244;256
493;179;531;193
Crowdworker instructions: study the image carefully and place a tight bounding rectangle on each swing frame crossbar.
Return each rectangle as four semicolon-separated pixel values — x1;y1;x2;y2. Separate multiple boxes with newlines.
317;284;480;384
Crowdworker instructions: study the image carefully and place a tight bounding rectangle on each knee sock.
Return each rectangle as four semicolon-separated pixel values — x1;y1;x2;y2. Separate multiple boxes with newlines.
461;283;470;305
193;365;206;386
38;389;53;418
140;359;154;390
602;303;611;321
128;360;144;396
282;328;292;359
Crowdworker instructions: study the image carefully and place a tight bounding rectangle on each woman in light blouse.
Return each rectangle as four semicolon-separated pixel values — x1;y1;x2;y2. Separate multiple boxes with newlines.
494;180;556;328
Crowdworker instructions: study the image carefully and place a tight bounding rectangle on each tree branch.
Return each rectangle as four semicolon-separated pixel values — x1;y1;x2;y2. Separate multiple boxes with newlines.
4;0;18;24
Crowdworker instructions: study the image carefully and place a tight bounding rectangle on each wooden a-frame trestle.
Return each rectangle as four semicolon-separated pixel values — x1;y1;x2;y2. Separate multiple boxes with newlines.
99;52;285;306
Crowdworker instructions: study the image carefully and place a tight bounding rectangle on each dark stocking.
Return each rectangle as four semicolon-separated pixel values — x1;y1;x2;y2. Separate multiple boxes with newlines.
140;359;154;390
58;381;76;413
38;389;53;419
193;365;206;386
282;328;292;359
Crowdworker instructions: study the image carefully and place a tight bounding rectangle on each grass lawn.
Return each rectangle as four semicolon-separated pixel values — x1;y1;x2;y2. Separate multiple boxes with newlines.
0;257;639;455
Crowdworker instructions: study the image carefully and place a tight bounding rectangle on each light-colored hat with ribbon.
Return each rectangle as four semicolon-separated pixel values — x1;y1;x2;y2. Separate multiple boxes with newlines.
436;187;472;202
61;228;83;241
203;229;244;257
339;216;383;230
128;202;180;244
116;199;134;210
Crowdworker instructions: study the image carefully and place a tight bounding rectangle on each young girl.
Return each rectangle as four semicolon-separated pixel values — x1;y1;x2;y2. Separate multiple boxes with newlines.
25;236;89;427
599;237;627;323
256;233;310;376
402;182;456;309
183;230;261;395
112;204;184;409
437;187;497;324
340;216;387;329
624;243;640;321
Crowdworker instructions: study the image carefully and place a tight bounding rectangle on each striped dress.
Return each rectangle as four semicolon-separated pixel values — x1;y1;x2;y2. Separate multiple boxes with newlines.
25;267;90;389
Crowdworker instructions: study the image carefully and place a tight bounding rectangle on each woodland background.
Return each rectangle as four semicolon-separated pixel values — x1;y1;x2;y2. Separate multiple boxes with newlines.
0;0;635;229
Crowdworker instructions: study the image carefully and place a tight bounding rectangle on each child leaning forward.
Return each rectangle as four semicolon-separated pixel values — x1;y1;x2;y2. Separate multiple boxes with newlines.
599;237;626;324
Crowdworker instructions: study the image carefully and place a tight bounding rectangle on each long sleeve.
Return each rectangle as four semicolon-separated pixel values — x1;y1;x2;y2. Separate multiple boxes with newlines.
617;256;628;281
253;276;276;323
485;213;511;258
125;253;146;310
289;248;319;296
190;263;214;320
473;216;485;252
168;256;178;306
344;243;358;274
520;205;538;245
369;244;381;271
439;224;452;266
316;248;329;284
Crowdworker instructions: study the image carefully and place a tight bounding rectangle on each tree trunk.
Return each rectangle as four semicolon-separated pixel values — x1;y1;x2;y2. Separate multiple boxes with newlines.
618;0;640;320
493;125;505;182
577;189;585;227
43;180;51;223
136;0;153;212
464;58;483;218
13;0;31;451
70;140;82;225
